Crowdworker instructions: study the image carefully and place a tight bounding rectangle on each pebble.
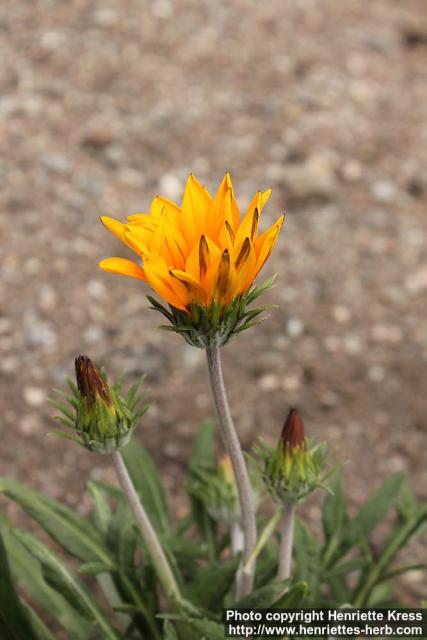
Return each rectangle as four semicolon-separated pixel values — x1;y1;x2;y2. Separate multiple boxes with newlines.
40;153;71;175
343;334;362;355
23;386;46;407
83;326;104;344
405;266;427;294
279;154;337;200
87;280;106;300
25;319;57;349
287;317;304;337
371;180;399;203
38;284;57;312
258;373;279;391
332;305;351;323
368;365;385;383
158;173;183;201
152;0;174;19
370;324;403;344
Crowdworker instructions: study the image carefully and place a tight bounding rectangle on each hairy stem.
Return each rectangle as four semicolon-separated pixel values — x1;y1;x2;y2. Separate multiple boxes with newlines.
231;521;244;556
111;451;180;604
277;504;296;581
206;345;257;598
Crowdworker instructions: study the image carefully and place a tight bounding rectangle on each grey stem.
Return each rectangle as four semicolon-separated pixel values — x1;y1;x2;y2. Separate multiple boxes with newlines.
206;345;257;598
277;504;296;581
231;521;245;556
111;451;180;603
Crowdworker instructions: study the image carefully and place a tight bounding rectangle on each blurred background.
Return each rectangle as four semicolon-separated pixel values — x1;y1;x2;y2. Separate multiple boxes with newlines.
1;0;426;601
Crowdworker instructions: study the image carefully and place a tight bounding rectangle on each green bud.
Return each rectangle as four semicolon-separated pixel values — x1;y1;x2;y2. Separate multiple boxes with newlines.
51;355;148;454
187;454;240;524
256;409;328;505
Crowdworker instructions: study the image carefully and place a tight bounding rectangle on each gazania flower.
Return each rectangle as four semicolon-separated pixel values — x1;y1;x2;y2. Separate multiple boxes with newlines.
99;173;284;347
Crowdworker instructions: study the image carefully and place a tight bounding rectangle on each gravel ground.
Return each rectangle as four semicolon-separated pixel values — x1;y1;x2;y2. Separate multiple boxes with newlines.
1;0;426;604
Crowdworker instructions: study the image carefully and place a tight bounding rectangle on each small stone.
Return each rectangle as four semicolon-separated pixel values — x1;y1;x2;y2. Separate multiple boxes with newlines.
87;280;106;299
258;374;279;391
341;159;362;182
41;153;70;174
324;336;341;353
279;154;337;201
40;31;64;50
0;356;18;374
368;366;385;383
282;374;301;392
83;325;104;344
405;266;427;294
152;0;174;18
38;284;57;312
118;168;145;188
0;317;11;334
286;317;304;337
343;334;362;355
18;414;41;435
23;386;46;407
93;9;118;27
26;320;57;348
81;125;116;149
371;324;403;344
158;173;183;201
332;305;351;323
371;180;398;203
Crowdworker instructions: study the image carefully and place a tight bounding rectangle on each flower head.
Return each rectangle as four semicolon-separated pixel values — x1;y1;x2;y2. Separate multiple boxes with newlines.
255;409;328;505
51;356;148;454
99;174;284;347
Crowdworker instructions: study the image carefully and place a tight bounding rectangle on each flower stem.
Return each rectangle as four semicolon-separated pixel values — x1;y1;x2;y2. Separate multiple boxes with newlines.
111;451;180;604
277;504;296;581
206;345;257;598
231;521;244;556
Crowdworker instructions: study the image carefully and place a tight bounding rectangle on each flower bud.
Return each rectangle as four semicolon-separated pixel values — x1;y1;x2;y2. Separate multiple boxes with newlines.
257;409;327;505
187;454;241;525
51;355;148;454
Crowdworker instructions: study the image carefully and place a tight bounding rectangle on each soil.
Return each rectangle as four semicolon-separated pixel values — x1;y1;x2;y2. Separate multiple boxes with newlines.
1;0;426;605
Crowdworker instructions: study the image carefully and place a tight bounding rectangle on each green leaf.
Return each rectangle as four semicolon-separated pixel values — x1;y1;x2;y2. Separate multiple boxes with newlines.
293;518;321;586
185;618;225;640
121;439;170;535
273;581;308;608
322;470;348;542
21;604;56;640
189;420;216;471
187;421;218;560
0;530;38;640
353;505;427;606
186;555;239;610
14;530;122;640
163;620;179;640
87;481;112;536
235;579;291;608
79;561;113;576
344;473;405;548
0;478;114;567
0;524;93;639
325;557;367;578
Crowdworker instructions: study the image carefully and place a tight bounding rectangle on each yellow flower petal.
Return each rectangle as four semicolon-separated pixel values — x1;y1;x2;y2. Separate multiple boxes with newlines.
101;216;138;253
255;214;285;275
144;255;190;310
181;175;212;246
98;257;147;281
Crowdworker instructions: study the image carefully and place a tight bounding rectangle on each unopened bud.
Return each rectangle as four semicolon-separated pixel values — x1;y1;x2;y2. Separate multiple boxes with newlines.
51;355;148;454
257;408;327;505
75;355;113;409
280;408;306;453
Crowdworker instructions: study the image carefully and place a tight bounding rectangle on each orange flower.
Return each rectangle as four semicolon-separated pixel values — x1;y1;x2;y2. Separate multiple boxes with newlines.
99;174;284;312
